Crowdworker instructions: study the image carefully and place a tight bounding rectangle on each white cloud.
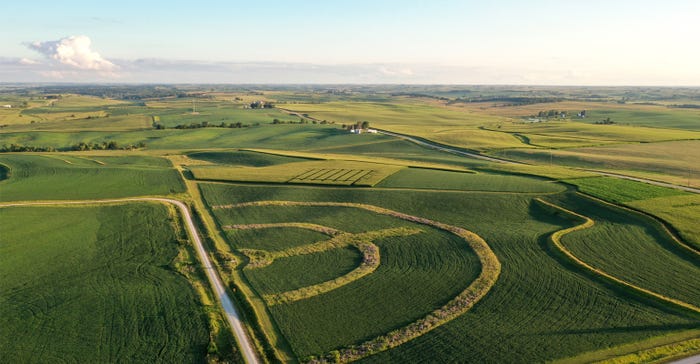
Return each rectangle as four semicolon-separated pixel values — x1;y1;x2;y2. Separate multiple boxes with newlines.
19;58;40;65
27;35;116;72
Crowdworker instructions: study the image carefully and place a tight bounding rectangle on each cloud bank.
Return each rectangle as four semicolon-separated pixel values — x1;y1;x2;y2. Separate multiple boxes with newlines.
26;35;116;72
4;35;697;85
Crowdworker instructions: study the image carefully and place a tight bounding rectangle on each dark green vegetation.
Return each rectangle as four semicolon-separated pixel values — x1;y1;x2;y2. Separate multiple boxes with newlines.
200;183;699;363
0;154;185;201
187;150;309;167
0;204;210;363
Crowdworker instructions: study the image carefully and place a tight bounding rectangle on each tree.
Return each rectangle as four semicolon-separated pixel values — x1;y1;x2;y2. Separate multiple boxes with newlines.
361;121;370;129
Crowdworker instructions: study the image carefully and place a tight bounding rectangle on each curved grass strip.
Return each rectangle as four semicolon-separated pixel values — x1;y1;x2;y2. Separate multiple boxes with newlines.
264;242;381;305
236;225;421;300
223;222;343;237
216;200;501;363
576;192;700;259
535;198;700;316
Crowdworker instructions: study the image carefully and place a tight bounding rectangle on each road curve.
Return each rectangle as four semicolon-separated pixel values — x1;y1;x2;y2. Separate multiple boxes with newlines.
0;198;261;364
376;129;516;164
670;353;700;364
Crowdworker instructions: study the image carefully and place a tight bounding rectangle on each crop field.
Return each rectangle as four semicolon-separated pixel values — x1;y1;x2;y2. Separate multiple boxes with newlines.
546;193;700;308
377;167;566;193
0;203;209;363
565;176;689;203
0;154;185;201
200;182;699;363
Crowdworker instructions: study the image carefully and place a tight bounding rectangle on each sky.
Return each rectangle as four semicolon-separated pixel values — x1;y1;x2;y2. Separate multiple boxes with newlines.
1;0;699;85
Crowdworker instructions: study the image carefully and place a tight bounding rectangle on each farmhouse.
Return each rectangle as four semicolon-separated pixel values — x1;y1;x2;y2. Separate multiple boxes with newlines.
2;105;11;108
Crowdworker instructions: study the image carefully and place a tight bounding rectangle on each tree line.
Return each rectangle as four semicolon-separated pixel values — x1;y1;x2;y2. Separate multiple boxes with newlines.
1;141;147;153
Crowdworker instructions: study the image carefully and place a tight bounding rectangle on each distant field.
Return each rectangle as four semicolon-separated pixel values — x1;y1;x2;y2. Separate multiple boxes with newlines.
0;204;209;363
200;183;698;363
190;159;403;186
446;100;700;130
565;176;689;204
0;154;185;201
281;101;526;151
491;121;700;148
377;168;565;193
501;140;700;186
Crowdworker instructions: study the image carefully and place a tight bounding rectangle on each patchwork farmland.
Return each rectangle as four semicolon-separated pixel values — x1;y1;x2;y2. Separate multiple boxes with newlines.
1;85;698;363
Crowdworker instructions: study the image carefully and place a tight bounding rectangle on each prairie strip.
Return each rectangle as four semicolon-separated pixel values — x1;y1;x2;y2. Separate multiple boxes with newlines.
223;222;343;236
216;200;501;363
535;198;700;316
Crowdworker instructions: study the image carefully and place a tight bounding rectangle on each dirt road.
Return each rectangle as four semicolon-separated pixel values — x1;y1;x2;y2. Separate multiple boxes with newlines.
0;198;261;364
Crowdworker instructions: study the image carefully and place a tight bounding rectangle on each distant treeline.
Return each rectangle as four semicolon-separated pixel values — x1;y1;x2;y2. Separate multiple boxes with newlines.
669;104;700;109
448;97;563;105
154;121;255;129
1;141;146;153
271;118;331;125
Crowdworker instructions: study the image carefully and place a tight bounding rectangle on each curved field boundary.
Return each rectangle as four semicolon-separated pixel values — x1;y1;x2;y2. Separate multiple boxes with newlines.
576;192;700;259
535;198;700;316
0;198;261;364
215;200;501;363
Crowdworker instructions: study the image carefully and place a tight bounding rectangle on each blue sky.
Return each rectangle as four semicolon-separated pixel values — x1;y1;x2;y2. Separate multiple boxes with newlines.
2;0;699;84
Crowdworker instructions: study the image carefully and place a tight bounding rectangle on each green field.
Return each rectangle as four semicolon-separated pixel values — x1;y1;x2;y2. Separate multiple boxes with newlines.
549;193;700;308
200;183;699;363
2;86;699;363
377;167;565;193
0;154;185;201
0;203;210;362
565;176;689;203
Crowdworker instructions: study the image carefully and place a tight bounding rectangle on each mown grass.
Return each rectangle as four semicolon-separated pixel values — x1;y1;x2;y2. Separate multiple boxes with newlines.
0;204;210;363
377;167;565;192
565;176;688;203
200;183;698;363
190;160;403;186
0;154;185;201
546;193;700;308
